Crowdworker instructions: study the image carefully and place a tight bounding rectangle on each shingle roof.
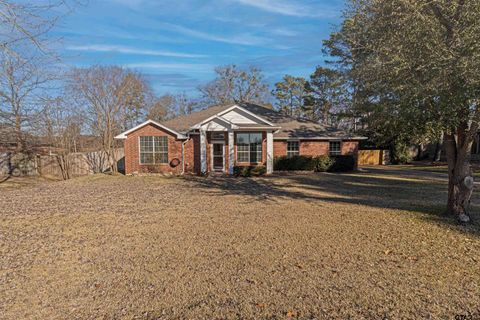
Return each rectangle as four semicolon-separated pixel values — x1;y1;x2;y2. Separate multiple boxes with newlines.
162;102;364;140
162;103;233;132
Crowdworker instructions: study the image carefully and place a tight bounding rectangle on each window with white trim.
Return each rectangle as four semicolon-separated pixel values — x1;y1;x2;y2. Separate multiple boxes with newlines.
212;132;225;140
139;136;168;164
329;141;341;156
287;141;299;157
236;132;262;163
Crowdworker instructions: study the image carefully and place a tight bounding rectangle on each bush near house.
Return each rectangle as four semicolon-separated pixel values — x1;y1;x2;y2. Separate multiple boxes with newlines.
274;155;354;172
274;155;316;171
313;155;334;172
233;166;267;177
329;155;356;172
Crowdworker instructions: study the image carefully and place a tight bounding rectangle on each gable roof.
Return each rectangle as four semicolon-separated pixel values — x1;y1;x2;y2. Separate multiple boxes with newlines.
114;119;187;139
163;102;365;140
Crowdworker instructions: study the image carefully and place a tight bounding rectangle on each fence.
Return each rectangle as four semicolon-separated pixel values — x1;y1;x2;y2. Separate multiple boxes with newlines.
358;149;390;166
0;149;124;179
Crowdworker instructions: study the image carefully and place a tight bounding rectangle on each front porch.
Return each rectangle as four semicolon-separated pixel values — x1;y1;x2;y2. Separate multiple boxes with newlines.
198;129;274;175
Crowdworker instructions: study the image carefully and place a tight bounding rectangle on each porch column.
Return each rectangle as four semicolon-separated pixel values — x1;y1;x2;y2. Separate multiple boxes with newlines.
200;129;207;174
266;131;273;174
228;130;234;175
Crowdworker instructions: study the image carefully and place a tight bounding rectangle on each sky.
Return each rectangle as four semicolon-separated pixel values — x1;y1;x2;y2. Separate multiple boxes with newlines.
54;0;346;97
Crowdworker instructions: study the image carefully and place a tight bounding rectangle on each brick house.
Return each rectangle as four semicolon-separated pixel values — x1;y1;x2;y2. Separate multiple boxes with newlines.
115;103;366;175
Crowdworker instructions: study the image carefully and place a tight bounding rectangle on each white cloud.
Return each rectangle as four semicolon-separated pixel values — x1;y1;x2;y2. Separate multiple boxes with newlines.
126;62;214;72
234;0;337;18
163;23;268;46
66;44;207;58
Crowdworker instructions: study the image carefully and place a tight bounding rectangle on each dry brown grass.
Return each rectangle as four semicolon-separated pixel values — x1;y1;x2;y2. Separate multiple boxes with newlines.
1;167;480;319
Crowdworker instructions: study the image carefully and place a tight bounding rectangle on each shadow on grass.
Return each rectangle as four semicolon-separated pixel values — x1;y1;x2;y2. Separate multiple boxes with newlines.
186;167;480;237
0;174;11;184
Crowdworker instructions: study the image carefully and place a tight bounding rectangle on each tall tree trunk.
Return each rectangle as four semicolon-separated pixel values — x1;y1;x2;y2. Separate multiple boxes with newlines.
445;132;475;223
432;132;444;162
15;112;23;152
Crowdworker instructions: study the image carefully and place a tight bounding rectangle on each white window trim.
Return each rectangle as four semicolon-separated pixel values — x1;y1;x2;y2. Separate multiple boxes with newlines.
287;140;300;157
139;136;169;165
236;132;263;164
329;140;342;156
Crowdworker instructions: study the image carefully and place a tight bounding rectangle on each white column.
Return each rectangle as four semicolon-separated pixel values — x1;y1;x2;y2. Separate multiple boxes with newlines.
200;129;207;174
228;130;234;175
266;131;273;174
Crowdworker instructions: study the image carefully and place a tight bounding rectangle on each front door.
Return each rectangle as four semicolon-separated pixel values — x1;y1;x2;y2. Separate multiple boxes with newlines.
212;143;224;172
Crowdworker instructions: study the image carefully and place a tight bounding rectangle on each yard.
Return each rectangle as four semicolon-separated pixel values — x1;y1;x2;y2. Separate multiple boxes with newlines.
1;167;480;319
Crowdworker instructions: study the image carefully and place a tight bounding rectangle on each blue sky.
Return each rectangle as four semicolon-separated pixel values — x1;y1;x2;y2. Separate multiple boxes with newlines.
55;0;345;97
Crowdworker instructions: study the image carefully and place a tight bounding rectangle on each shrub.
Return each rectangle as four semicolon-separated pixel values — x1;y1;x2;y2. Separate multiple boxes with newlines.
312;155;333;172
328;155;355;172
233;165;266;177
273;155;355;172
392;140;413;164
273;155;315;171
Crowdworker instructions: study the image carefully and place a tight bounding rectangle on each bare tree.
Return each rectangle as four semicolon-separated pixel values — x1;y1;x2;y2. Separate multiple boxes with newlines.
69;65;152;174
117;71;150;130
39;96;82;179
147;94;175;122
175;92;198;116
0;51;56;151
0;1;76;59
199;65;270;105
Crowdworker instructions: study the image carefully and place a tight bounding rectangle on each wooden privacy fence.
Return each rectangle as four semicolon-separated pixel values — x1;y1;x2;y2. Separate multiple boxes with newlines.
38;149;125;178
0;149;124;178
358;149;390;165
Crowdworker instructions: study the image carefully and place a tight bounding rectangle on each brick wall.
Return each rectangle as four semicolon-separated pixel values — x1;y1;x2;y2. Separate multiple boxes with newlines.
123;124;361;175
124;123;185;174
300;141;329;156
273;141;287;157
273;139;360;164
341;141;359;156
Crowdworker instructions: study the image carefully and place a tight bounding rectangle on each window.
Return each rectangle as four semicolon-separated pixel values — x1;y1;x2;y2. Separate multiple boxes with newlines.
329;141;341;156
212;132;225;140
139;136;168;164
236;132;262;163
287;141;299;157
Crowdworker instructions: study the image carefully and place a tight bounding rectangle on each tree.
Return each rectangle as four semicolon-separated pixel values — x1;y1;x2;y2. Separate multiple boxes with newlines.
304;67;346;125
272;75;307;117
147;94;175;122
175;92;197;116
0;52;55;151
39;96;82;179
0;1;75;59
199;65;270;105
117;71;149;130
69;65;150;173
324;0;480;222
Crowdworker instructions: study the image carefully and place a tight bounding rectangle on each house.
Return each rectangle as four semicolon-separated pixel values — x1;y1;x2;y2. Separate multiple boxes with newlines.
115;103;366;175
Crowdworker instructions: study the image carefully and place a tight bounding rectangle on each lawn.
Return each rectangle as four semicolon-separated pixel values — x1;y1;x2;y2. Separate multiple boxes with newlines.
1;168;479;319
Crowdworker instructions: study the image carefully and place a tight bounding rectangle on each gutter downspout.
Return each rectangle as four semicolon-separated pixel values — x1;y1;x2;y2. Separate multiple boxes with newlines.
181;133;191;175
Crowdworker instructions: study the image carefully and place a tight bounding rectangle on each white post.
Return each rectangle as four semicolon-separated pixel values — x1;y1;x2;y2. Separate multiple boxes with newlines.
228;130;234;175
267;131;273;174
200;129;207;174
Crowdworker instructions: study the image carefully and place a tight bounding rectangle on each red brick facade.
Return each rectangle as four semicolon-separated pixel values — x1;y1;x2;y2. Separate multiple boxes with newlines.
123;124;360;175
124;123;187;174
273;140;359;158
